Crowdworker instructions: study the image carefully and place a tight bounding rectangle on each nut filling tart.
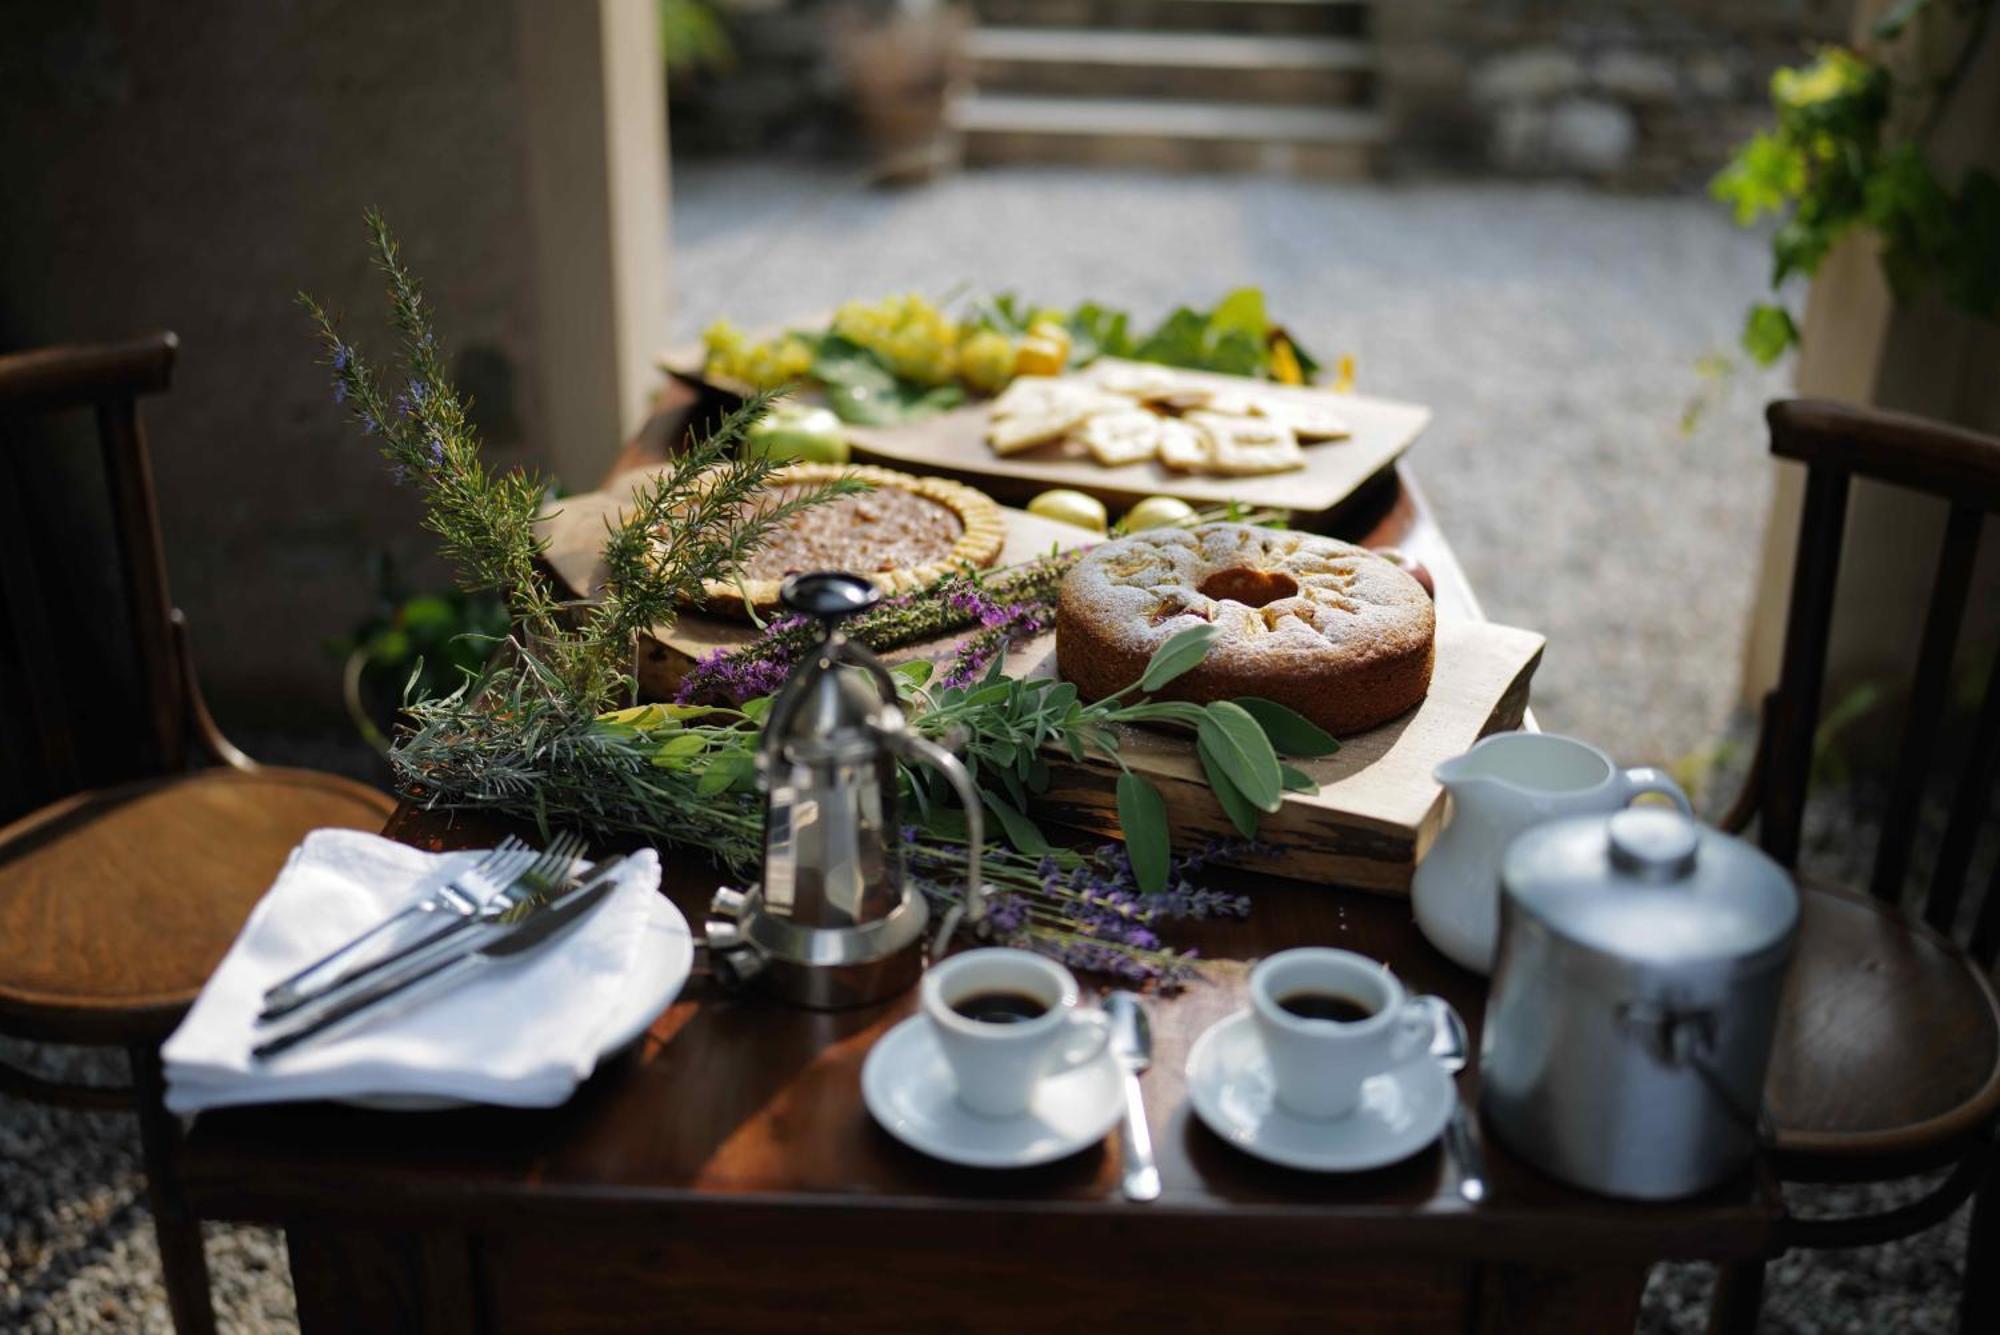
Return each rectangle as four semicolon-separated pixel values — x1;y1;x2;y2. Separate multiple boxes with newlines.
684;462;1007;616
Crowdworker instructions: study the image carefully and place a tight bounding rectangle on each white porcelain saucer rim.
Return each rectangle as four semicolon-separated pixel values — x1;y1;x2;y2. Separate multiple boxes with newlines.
1184;1007;1454;1172
862;1013;1124;1169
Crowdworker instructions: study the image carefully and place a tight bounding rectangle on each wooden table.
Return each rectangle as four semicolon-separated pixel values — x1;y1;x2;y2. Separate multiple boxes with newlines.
170;419;1775;1333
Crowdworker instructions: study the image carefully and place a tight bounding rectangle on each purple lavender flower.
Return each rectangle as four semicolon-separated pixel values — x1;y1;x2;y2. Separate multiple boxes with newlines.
331;342;351;373
331;379;347;405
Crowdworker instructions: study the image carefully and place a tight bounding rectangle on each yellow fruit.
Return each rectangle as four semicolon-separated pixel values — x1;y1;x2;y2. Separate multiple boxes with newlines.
1027;488;1108;533
959;329;1018;395
1015;335;1068;377
1122;495;1196;532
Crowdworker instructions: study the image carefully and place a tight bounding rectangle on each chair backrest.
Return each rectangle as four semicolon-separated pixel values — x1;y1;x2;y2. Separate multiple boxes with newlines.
0;334;185;813
1758;398;2000;964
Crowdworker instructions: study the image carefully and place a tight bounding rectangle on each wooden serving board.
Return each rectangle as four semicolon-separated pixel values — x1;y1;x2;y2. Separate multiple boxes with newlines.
536;476;1544;894
842;358;1432;516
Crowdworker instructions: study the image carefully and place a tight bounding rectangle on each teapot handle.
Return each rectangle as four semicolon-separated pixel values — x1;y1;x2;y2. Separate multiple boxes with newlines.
884;728;989;960
1618;767;1692;816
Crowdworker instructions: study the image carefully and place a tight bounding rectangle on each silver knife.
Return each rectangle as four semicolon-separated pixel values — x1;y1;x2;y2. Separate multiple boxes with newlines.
252;861;629;1062
1107;991;1161;1203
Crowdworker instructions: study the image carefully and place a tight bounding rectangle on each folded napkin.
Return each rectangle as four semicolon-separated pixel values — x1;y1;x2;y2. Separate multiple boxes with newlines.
163;829;662;1114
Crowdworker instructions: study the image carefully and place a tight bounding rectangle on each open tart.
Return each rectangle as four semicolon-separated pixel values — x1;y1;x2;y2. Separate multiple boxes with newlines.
686;462;1007;616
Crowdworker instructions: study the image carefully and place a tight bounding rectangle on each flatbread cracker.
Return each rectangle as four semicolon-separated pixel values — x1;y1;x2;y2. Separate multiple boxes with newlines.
1190;412;1305;476
1253;398;1352;442
1156;418;1209;472
1077;408;1163;466
1092;364;1185;402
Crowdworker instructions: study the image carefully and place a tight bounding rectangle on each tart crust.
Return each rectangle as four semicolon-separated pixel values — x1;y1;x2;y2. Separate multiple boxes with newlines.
688;462;1007;615
1056;522;1435;736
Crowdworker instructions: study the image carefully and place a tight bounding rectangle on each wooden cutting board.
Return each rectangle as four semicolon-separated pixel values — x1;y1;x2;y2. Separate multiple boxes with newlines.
842;358;1432;516
536;477;1544;894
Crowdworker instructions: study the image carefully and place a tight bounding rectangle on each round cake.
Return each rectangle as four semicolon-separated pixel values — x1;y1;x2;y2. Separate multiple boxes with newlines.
1056;523;1435;736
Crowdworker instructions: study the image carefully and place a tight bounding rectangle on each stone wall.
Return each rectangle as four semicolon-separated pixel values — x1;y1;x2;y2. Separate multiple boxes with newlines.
1379;0;1856;187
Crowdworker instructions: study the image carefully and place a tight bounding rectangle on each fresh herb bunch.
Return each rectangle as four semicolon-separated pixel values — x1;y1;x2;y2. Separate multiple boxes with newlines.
1712;0;2000;364
304;211;858;708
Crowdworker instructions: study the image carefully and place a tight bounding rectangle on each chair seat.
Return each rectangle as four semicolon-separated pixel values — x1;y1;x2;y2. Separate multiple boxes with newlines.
1765;877;2000;1164
0;767;395;1044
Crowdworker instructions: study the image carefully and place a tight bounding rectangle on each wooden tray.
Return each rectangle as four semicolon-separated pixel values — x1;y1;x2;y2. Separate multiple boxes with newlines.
842;358;1432;516
537;478;1544;894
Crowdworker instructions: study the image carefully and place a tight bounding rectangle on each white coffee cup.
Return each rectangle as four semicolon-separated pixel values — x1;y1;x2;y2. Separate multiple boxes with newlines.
921;948;1112;1119
1249;948;1430;1120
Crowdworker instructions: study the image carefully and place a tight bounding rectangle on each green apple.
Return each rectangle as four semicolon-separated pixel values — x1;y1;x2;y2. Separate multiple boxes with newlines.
744;404;851;464
1027;488;1108;534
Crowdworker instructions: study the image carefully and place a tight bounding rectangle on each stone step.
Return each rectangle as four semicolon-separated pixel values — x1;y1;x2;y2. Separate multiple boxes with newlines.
949;92;1385;176
969;0;1370;39
967;28;1376;104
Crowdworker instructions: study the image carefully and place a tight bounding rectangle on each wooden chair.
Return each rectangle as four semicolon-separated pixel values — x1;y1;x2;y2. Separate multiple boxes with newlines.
0;334;397;1334
1708;399;2000;1334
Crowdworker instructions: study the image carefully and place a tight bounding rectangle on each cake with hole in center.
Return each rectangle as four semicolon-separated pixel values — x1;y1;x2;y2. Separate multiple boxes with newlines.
1056;523;1435;736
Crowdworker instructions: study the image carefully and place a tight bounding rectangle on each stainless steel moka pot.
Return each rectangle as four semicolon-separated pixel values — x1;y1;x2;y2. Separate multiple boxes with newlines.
704;572;986;1009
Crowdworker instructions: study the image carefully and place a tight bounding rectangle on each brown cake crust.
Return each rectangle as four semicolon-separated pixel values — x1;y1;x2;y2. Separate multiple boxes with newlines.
1056;523;1435;736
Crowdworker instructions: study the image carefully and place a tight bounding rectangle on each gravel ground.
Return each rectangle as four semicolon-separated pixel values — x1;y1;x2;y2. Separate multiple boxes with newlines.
2;164;1971;1331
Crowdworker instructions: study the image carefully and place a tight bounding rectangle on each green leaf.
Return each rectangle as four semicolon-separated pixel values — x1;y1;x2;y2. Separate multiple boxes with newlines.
1741;303;1799;365
1116;772;1172;894
891;658;935;696
1196;701;1283;812
981;788;1052;855
1196;738;1262;840
1140;622;1223;691
740;695;774;724
1234;696;1342;757
697;751;753;796
1279;763;1319;794
1209;287;1268;339
1872;0;1932;39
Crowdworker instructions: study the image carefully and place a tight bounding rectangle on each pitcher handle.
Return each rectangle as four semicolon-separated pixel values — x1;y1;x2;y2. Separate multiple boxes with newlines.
886;729;989;959
1619;766;1693;816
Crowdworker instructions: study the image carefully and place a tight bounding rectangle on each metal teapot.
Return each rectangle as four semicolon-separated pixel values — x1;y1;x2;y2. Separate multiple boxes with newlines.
705;572;985;1008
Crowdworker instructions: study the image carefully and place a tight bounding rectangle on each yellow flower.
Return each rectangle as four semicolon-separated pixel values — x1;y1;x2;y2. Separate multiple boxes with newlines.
1333;354;1356;394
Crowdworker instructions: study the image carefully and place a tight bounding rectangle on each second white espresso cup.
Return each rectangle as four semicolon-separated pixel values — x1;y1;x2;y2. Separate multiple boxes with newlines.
921;948;1112;1118
1249;948;1430;1120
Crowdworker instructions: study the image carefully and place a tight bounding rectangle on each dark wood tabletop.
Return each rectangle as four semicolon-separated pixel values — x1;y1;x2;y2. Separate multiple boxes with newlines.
169;426;1776;1332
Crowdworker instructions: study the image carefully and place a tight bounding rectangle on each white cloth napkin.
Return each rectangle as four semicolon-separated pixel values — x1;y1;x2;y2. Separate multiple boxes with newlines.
163;829;662;1114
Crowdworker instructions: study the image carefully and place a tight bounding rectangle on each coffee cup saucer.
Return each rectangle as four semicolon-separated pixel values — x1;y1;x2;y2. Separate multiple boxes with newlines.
1185;1008;1454;1173
862;1013;1124;1169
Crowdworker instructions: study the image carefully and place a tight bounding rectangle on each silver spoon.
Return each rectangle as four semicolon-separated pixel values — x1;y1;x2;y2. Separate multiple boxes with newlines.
1107;992;1161;1203
1424;994;1487;1205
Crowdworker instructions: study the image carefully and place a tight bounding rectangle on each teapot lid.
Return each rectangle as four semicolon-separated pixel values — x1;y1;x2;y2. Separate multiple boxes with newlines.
1501;809;1797;968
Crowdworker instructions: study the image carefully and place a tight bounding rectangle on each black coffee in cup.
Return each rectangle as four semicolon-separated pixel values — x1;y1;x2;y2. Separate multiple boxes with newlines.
1276;990;1378;1024
951;991;1050;1025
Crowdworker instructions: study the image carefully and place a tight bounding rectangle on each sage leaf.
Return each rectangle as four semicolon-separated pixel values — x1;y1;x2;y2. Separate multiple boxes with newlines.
1140;622;1223;692
1196;701;1283;812
1197;737;1262;840
1116;771;1171;894
982;788;1053;855
1235;697;1342;757
1279;762;1319;794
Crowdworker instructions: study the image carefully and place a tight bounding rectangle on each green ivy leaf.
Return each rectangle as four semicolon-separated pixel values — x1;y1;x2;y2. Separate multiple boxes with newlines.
1742;304;1799;365
1140;622;1223;691
1195;701;1283;812
1196;737;1261;840
1233;696;1342;757
1116;771;1172;894
981;788;1052;855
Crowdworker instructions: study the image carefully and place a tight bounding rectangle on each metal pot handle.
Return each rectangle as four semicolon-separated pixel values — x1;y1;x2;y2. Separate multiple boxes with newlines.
880;727;988;959
1616;1000;1773;1146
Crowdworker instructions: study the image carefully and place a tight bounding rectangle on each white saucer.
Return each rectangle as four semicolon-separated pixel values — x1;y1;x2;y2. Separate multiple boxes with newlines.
862;1013;1124;1168
1185;1008;1454;1172
344;889;695;1111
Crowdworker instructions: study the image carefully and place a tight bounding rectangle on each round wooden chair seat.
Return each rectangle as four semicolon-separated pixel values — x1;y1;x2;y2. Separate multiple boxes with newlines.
1764;877;2000;1163
0;767;396;1044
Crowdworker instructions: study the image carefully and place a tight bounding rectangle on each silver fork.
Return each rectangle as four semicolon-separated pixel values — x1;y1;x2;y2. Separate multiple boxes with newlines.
262;837;536;1016
262;832;591;1024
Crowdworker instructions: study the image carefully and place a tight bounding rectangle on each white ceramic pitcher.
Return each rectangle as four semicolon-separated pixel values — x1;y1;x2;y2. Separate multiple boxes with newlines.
1412;733;1691;975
